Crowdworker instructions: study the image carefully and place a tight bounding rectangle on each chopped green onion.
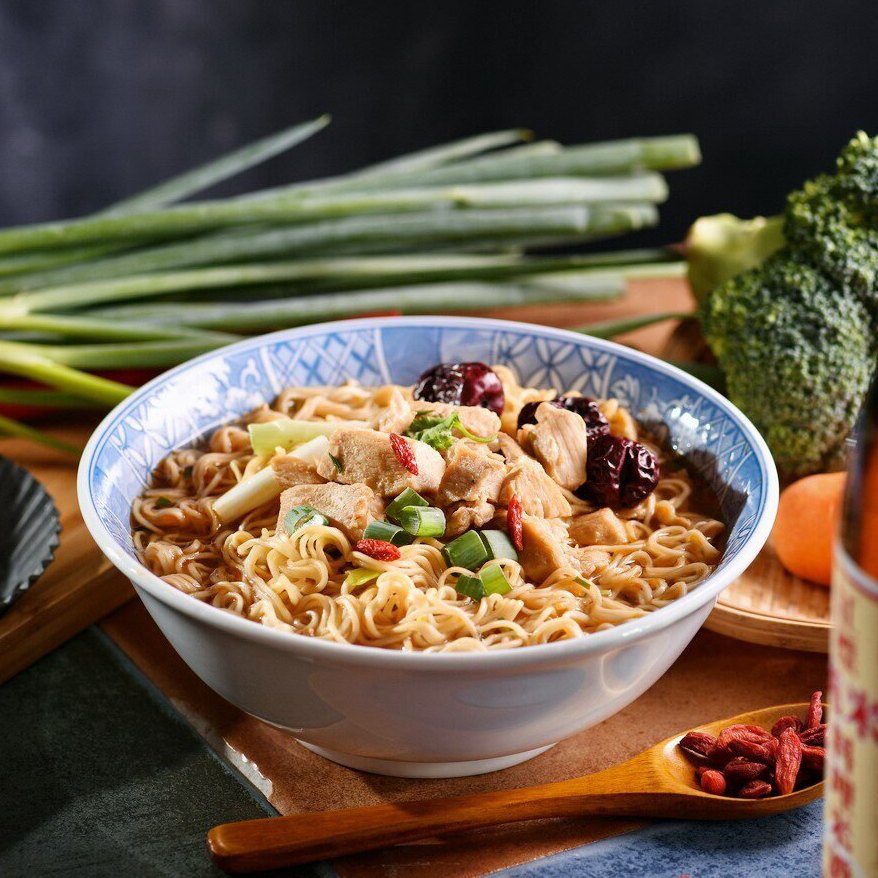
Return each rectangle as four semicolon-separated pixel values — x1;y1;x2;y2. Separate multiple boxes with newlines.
396;505;446;538
385;488;428;523
283;505;329;535
362;519;413;546
454;574;485;601
442;530;490;571
480;563;512;596
344;567;381;588
155;496;173;509
248;419;366;456
479;530;518;562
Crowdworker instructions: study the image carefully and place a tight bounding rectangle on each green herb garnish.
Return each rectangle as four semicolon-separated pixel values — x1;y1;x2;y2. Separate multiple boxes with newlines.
454;574;486;601
363;519;413;546
328;452;344;473
283;504;329;535
182;465;193;479
155;496;173;508
385;488;428;523
405;410;495;451
397;505;446;538
344;568;381;588
442;530;490;570
480;563;513;595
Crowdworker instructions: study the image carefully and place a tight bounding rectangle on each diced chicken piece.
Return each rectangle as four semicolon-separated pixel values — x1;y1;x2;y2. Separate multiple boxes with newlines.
497;432;526;461
518;403;588;490
408;400;500;440
568;507;630;547
445;500;496;538
518;515;574;583
276;483;383;541
569;547;611;578
373;388;412;434
316;428;445;496
499;455;571;519
271;454;324;489
437;441;506;507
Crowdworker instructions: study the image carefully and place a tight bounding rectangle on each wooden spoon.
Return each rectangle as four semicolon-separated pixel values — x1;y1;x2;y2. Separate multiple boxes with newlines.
208;702;823;873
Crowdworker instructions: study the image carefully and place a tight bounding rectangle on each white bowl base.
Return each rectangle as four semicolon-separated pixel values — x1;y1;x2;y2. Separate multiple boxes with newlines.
296;740;557;778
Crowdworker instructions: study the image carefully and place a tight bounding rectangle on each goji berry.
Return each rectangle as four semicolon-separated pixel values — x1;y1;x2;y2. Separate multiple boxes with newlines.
723;758;768;786
718;724;774;749
507;494;523;551
700;769;727;796
806;690;824;729
799;724;826;747
775;727;803;795
771;715;803;738
728;737;776;762
679;731;718;759
800;744;825;772
738;779;772;799
389;433;418;475
354;539;401;561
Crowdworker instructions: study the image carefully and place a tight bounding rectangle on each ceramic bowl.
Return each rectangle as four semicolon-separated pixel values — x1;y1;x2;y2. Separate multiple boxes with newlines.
78;317;777;778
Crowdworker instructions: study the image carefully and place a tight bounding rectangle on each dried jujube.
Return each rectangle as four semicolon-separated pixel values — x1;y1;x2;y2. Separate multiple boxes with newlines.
413;362;505;415
576;434;660;509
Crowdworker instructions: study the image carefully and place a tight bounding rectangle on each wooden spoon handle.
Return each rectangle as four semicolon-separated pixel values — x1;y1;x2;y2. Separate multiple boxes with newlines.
207;767;646;873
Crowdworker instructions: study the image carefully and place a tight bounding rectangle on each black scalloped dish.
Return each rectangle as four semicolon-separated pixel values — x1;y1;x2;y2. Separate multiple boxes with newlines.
0;457;61;615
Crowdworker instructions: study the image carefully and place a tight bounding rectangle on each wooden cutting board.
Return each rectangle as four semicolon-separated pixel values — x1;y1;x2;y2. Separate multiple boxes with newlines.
0;279;829;684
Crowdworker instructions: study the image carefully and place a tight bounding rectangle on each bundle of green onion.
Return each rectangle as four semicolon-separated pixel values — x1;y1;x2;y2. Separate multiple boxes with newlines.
0;115;701;451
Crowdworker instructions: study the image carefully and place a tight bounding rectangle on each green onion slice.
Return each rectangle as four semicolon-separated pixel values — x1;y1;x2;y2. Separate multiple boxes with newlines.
249;418;366;456
344;568;381;588
362;519;413;546
385;488;428;523
454;574;485;601
479;529;518;562
480;562;513;596
442;530;489;571
397;505;446;538
283;505;329;535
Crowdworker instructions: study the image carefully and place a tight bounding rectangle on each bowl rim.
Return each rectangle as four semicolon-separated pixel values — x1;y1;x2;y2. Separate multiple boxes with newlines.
78;315;778;670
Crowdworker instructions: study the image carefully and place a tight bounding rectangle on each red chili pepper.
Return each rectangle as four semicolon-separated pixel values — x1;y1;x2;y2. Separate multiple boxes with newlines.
507;494;523;552
389;432;418;475
354;539;401;561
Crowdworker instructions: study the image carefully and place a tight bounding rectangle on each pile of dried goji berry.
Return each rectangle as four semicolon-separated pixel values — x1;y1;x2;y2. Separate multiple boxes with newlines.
678;690;826;798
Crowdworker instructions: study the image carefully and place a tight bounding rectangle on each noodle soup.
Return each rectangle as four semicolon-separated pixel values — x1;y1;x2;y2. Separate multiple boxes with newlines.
132;362;724;653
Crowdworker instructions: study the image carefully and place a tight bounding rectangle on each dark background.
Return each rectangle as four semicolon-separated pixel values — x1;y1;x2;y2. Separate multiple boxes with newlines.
1;0;876;244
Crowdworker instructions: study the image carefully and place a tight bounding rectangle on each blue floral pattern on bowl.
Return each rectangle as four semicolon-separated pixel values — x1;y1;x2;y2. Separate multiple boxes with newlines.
82;317;775;584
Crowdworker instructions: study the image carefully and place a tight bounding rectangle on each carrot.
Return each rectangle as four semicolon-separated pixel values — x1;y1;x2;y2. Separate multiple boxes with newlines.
773;472;846;586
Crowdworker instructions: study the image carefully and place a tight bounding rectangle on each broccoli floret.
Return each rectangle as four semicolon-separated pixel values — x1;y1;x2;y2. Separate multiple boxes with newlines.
784;134;878;309
701;253;876;477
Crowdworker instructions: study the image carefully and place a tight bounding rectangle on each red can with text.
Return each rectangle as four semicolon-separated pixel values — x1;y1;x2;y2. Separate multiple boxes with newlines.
824;374;878;878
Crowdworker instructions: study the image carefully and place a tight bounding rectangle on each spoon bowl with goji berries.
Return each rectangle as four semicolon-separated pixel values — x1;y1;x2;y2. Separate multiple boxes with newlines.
208;696;826;874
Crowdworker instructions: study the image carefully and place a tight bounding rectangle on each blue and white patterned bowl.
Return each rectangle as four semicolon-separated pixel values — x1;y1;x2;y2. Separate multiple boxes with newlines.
78;317;778;778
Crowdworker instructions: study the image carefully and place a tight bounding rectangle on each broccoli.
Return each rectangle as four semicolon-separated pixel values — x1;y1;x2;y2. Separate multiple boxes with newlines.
692;132;878;477
701;254;875;476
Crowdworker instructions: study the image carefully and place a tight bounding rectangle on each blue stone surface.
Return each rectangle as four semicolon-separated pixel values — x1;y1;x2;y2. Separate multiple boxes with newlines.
498;802;823;877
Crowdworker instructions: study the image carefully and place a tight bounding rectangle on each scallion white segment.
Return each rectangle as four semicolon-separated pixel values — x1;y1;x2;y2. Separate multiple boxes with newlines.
248;418;367;455
213;434;331;523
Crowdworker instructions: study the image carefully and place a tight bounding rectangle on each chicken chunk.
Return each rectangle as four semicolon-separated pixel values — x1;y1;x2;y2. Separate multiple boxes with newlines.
499;455;571;519
518;403;588;491
568;507;629;547
518;515;574;583
408;400;500;440
569;547;611;578
271;454;324;489
445;500;496;538
372;388;412;434
437;441;506;508
316;428;445;496
276;482;383;541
